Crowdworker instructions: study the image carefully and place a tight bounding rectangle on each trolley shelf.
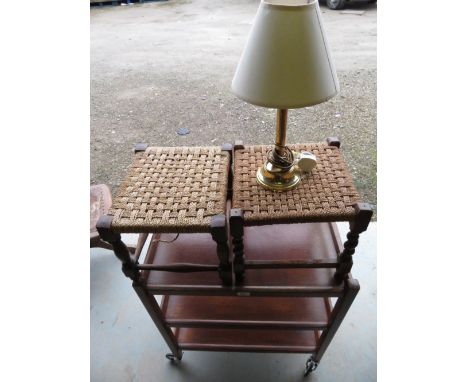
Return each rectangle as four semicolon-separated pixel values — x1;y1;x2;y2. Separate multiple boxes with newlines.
164;295;332;330
144;222;345;297
176;327;320;353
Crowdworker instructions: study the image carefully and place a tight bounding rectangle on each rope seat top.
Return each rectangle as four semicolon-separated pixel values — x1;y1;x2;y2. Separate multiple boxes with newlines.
109;146;230;233
232;143;361;225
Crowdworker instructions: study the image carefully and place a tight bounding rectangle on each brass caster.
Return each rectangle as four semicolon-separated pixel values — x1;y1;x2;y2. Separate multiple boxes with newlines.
165;352;183;362
304;356;318;376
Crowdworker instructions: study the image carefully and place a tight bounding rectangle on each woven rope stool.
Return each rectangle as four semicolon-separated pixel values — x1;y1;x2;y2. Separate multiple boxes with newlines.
230;137;373;284
96;143;233;286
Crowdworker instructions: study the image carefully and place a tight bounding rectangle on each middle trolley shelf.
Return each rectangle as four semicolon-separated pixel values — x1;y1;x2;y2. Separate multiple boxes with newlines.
139;221;346;298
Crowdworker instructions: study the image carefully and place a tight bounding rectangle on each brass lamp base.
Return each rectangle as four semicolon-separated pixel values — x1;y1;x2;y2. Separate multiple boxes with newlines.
255;108;303;191
256;160;301;191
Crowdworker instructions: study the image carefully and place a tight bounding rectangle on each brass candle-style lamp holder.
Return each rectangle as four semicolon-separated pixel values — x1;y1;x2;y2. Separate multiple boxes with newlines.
256;109;301;191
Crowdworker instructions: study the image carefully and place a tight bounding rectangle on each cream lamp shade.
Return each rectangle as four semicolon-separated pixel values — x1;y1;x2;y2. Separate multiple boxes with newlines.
232;0;339;109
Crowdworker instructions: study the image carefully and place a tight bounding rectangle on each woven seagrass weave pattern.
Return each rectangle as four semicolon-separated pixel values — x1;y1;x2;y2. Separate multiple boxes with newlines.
109;146;229;233
232;143;360;225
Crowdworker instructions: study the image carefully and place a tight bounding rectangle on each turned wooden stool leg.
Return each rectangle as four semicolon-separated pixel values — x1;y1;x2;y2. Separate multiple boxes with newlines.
210;214;232;285
230;208;245;283
96;215;139;280
334;203;373;283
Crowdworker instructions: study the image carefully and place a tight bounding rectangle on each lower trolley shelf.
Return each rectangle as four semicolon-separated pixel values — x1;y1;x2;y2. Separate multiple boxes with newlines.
175;327;320;353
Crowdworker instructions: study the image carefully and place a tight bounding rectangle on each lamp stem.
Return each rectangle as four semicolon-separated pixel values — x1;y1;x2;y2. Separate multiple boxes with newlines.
274;108;288;156
256;107;300;190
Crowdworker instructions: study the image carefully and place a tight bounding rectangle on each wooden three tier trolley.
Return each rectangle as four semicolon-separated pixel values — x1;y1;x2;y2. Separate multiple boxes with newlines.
97;138;372;376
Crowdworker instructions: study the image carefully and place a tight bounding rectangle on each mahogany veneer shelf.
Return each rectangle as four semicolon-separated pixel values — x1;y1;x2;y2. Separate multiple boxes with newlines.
164;295;331;330
176;327;320;353
144;222;345;297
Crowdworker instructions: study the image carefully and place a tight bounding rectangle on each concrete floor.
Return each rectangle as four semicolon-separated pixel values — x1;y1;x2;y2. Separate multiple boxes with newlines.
91;222;376;382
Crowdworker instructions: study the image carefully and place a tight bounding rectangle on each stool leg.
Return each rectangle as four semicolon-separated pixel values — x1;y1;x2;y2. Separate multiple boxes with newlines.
96;215;138;280
230;208;244;283
334;203;373;283
210;214;231;285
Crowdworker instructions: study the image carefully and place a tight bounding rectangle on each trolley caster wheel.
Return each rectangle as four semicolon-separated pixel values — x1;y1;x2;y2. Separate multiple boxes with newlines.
165;353;182;362
304;356;318;376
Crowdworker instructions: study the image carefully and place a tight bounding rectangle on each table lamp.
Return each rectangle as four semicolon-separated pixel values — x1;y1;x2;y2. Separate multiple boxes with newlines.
232;0;340;191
